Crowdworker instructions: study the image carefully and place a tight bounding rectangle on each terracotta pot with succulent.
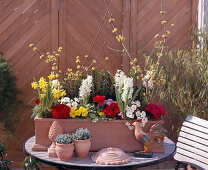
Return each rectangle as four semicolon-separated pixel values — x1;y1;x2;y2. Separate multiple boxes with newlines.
55;133;74;161
72;128;92;158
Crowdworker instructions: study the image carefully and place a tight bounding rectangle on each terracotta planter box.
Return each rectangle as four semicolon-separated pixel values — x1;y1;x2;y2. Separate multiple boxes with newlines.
32;117;164;152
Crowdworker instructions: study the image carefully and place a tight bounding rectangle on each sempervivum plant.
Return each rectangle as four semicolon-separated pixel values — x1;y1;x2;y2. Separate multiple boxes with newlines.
55;134;73;144
72;128;91;140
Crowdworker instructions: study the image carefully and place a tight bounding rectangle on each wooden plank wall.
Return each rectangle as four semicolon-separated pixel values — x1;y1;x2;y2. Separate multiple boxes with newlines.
0;0;198;168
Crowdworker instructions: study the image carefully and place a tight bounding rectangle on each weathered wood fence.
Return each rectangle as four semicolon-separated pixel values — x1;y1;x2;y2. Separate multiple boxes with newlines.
0;0;198;168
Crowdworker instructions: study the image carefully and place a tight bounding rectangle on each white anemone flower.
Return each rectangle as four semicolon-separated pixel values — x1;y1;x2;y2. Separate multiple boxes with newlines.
126;112;134;119
52;79;59;89
132;100;141;107
143;71;154;89
140;111;146;118
131;104;137;112
71;101;78;108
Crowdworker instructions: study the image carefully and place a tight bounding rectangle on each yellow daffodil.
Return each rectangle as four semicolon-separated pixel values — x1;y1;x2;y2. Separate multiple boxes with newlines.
40;94;45;98
85;55;88;58
93;60;96;63
92;67;95;70
171;24;175;27
133;58;137;62
122;49;126;53
39;77;47;89
29;44;34;47
48;73;55;80
105;57;109;60
166;30;170;35
52;89;61;99
31;82;38;89
77;65;80;69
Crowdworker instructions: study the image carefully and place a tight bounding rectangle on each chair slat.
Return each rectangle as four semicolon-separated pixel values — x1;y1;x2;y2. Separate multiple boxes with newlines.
182;121;208;134
180;126;208;140
175;115;208;170
186;115;208;128
174;152;208;170
178;136;208;152
177;142;208;158
175;148;208;165
179;131;208;147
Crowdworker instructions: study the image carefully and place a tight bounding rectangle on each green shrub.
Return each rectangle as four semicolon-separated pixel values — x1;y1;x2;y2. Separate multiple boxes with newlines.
0;54;19;133
145;28;208;123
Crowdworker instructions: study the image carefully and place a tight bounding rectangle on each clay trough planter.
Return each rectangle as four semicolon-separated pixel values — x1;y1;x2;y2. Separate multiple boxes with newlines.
32;117;164;152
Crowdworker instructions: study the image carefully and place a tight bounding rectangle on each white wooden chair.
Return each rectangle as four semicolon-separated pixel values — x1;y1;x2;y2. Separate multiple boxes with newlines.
174;115;208;170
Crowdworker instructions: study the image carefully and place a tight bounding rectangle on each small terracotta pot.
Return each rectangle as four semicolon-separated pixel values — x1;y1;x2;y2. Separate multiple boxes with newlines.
74;138;91;158
55;142;74;161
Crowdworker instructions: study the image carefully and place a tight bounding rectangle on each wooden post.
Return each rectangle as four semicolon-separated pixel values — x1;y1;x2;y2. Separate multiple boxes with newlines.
192;0;199;26
122;0;130;74
130;0;137;61
58;0;67;71
51;0;58;51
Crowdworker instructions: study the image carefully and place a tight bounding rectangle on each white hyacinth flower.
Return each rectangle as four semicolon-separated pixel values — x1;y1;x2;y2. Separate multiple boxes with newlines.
121;77;133;102
79;75;93;100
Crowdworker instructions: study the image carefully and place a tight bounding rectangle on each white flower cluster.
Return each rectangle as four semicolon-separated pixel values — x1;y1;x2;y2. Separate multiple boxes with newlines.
125;100;141;119
79;75;93;100
61;97;79;108
125;100;148;127
136;111;148;127
143;71;154;89
114;70;133;102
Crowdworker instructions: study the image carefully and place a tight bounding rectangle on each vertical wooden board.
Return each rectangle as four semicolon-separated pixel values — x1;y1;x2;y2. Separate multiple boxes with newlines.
130;0;137;59
58;0;66;71
122;0;130;74
192;0;199;25
50;0;58;51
